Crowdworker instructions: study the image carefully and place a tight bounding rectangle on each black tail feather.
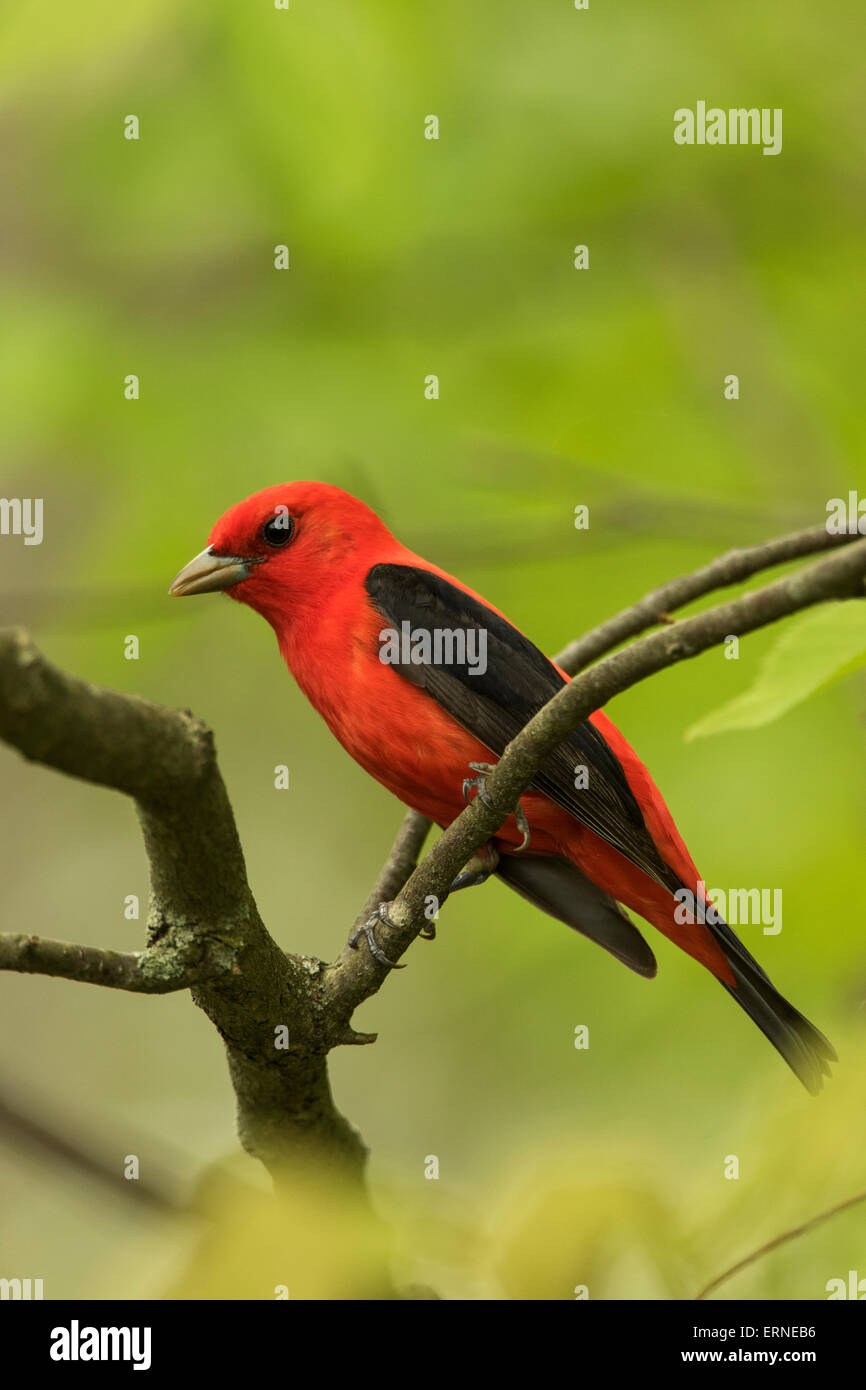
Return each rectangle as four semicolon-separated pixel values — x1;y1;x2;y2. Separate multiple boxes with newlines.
496;853;835;1093
709;919;836;1095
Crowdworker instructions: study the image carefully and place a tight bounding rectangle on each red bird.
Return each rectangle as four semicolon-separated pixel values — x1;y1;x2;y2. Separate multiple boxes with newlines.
170;481;835;1093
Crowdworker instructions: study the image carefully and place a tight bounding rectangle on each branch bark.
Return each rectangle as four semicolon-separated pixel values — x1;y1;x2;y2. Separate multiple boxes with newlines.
0;933;217;992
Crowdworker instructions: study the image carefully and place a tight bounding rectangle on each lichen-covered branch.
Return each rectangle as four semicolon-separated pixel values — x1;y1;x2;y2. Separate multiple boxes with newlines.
0;933;218;992
0;626;364;1184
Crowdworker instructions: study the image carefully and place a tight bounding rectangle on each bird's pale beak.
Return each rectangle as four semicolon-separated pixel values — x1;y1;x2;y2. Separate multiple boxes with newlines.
168;546;257;597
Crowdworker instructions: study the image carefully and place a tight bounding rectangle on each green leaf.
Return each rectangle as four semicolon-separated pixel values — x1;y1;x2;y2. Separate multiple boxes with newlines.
684;602;866;740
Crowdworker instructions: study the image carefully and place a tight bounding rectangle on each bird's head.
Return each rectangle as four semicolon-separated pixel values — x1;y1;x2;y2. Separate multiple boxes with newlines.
169;481;395;628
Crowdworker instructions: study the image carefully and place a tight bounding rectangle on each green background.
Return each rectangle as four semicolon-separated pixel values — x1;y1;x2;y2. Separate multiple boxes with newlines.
0;0;864;1299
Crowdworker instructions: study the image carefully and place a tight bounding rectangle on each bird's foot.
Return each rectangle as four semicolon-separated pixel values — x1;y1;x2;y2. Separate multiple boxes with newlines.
348;902;406;970
461;761;531;852
449;842;500;892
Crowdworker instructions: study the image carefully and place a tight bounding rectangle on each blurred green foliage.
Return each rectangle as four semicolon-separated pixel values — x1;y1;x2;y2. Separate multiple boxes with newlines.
0;0;864;1299
686;603;866;739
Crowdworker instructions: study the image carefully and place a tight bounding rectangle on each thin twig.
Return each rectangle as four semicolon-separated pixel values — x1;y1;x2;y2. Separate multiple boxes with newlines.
351;809;433;937
695;1189;866;1300
0;1087;182;1211
556;523;861;675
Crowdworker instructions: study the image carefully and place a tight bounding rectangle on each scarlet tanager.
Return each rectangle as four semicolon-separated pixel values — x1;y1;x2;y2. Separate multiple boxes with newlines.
169;482;835;1093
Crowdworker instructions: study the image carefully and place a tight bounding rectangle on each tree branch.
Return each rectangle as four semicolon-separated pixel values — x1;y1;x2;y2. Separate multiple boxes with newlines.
556;522;861;675
351;809;433;939
0;934;218;993
0;627;366;1184
0;1085;182;1211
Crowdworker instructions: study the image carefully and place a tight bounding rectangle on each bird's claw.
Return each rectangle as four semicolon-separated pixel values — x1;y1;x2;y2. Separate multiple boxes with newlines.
450;842;501;892
512;803;532;852
462;761;497;811
348;903;406;969
461;761;531;852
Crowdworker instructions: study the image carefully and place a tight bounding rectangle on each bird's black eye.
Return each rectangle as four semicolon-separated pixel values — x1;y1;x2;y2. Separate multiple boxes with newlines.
262;511;295;548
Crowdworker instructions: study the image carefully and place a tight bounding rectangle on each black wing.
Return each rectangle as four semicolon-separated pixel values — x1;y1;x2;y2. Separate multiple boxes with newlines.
365;563;678;892
495;853;657;977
